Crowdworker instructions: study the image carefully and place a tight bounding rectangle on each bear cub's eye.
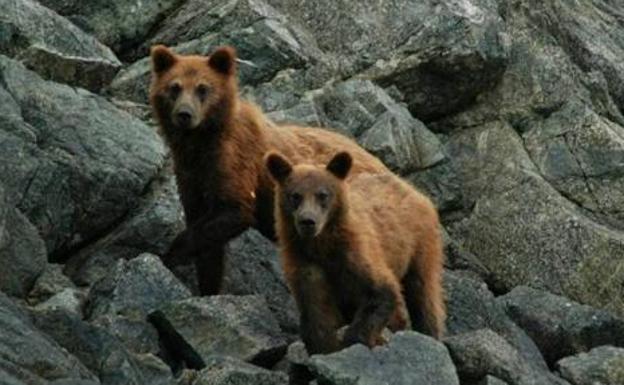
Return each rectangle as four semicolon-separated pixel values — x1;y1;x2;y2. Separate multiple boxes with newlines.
289;192;302;207
196;84;210;101
316;190;330;205
169;83;181;98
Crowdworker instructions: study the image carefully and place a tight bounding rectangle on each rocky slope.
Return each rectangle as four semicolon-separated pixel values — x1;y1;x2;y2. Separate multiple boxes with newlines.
1;0;624;384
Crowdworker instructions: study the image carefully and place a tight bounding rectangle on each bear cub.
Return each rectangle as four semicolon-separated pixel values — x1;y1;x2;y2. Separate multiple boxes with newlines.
266;151;446;354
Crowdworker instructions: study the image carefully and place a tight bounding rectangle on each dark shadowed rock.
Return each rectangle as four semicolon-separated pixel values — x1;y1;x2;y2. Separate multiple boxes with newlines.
480;376;510;385
34;287;87;316
497;286;624;366
309;332;459;385
28;263;76;304
0;292;96;383
149;295;287;368
64;173;184;287
222;229;298;337
444;271;548;370
30;308;174;385
445;329;570;385
556;346;624;385
86;253;191;319
0;56;166;259
0;0;120;91
193;356;288;385
37;0;185;58
92;313;161;355
110;0;313;104
0;183;47;298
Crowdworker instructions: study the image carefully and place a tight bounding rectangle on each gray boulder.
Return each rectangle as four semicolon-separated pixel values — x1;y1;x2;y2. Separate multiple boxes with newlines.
556;346;624;385
222;229;298;337
34;287;86;316
64;173;184;287
86;253;191;320
110;0;313;104
0;292;96;383
0;55;166;259
308;331;459;385
149;295;287;368
0;0;120;91
445;329;569;385
37;0;184;58
0;183;47;298
444;271;549;370
192;356;288;385
498;286;624;366
30;308;175;385
480;376;510;385
28;263;76;304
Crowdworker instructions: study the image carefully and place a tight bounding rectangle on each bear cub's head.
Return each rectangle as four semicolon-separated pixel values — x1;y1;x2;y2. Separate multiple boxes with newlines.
149;45;238;131
266;151;353;239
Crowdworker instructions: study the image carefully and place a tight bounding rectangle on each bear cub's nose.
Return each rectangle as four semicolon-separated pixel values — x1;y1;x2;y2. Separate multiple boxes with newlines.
299;218;316;228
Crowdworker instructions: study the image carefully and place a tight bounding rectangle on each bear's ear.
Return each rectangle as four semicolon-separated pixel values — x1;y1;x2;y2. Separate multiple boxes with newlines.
208;46;237;76
326;152;352;180
265;152;293;184
150;45;176;75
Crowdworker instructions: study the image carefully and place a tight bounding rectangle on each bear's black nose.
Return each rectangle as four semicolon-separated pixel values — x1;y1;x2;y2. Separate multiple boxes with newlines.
176;110;192;125
299;218;316;228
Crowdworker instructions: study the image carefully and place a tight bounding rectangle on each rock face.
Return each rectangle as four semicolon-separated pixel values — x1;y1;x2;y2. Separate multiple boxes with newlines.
1;0;624;384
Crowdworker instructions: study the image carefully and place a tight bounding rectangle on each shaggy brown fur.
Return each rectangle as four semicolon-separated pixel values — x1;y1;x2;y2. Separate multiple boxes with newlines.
266;152;446;354
149;45;388;294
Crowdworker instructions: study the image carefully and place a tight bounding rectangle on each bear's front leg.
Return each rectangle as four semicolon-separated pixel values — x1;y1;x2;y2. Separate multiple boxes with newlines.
165;204;253;295
342;283;400;348
290;264;343;354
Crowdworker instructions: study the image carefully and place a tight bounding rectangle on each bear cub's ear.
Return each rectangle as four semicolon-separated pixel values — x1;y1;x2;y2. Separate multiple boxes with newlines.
208;46;237;75
151;45;176;74
326;152;353;180
265;152;293;184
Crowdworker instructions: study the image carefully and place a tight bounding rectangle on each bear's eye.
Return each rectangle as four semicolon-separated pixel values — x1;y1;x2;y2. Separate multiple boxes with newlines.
316;191;330;204
169;83;182;98
289;192;302;207
196;84;210;101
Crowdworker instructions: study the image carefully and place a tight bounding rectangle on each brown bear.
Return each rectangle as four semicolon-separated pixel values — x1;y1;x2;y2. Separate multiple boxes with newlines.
149;45;389;294
265;151;446;354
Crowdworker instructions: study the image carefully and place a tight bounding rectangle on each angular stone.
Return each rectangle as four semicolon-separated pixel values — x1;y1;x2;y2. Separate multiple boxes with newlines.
497;286;624;366
0;0;120;91
193;356;288;385
149;295;287;368
37;0;184;58
31;308;174;385
28;263;76;304
34;287;86;316
222;229;298;336
110;5;312;103
86;253;191;320
0;183;47;298
0;292;95;382
556;346;624;385
0;56;166;258
444;271;549;370
64;173;184;287
308;332;459;385
445;329;569;385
